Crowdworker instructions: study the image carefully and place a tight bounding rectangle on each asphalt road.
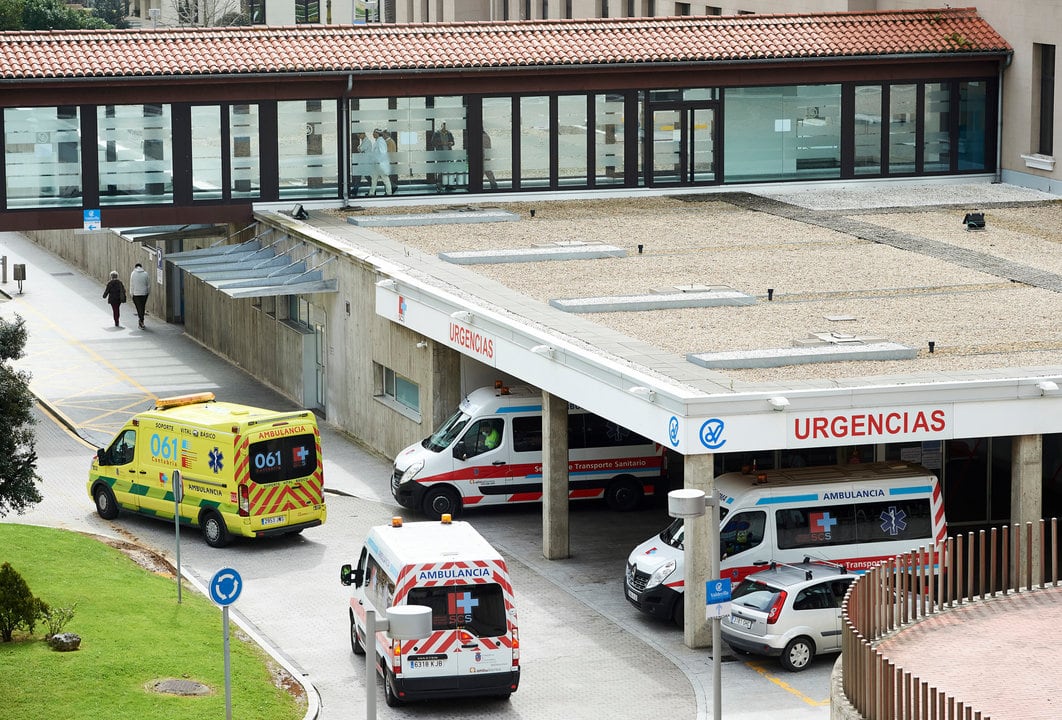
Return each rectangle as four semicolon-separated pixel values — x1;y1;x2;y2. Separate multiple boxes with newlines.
9;404;836;720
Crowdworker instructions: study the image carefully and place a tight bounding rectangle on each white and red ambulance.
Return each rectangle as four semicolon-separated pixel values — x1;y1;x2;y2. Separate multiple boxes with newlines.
391;383;665;519
624;461;948;625
340;516;520;706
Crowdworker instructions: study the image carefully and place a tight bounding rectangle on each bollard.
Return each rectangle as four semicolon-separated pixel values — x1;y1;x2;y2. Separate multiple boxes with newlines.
1;255;6;283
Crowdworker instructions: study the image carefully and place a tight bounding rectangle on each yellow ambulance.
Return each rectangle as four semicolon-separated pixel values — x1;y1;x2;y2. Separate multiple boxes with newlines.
87;392;327;547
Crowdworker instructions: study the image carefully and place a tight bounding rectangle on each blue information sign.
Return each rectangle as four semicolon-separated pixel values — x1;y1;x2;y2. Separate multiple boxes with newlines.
83;209;101;231
706;578;732;619
209;567;242;606
706;578;732;604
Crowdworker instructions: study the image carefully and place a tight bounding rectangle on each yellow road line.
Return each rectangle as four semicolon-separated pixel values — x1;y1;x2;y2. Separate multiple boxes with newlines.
5;292;158;409
745;660;830;707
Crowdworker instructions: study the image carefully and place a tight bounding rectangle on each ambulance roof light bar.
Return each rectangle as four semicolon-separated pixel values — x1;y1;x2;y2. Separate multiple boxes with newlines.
155;392;216;410
441;514;452;524
391;516;403;527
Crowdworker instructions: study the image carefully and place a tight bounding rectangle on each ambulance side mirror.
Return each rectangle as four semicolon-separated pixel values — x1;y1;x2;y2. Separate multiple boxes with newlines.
452;440;467;460
96;447;108;464
340;564;364;587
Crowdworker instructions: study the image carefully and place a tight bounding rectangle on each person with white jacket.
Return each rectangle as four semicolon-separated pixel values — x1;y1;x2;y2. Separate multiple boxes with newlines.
129;262;151;329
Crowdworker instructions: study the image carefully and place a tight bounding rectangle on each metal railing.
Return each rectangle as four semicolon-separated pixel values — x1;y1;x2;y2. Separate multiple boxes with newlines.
841;518;1060;719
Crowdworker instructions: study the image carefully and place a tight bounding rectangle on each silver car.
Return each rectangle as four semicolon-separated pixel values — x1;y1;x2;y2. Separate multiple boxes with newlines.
721;560;854;672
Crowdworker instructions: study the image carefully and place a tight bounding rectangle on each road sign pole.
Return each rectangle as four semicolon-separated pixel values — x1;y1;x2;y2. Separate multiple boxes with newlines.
173;470;182;604
223;605;232;720
366;608;377;720
209;567;242;720
710;496;721;720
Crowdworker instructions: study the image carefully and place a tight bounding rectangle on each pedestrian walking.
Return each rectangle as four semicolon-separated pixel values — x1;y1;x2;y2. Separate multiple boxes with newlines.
368;129;393;196
102;270;126;327
383;129;399;193
129;262;151;329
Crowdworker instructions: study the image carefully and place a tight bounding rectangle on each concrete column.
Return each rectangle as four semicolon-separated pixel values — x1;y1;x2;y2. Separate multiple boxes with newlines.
1010;434;1043;585
683;453;714;649
541;390;569;560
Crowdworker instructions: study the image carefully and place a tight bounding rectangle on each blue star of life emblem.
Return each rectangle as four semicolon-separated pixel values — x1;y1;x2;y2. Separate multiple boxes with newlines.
879;505;907;536
209;447;224;473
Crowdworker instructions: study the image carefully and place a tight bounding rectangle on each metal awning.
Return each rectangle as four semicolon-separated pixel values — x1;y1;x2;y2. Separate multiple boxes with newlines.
117;224;228;244
166;233;337;299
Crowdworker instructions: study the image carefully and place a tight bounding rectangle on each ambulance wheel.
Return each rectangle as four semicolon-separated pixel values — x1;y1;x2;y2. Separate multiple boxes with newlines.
384;673;402;707
605;476;643;512
780;636;815;672
93;485;120;520
350;615;365;656
202;511;231;548
422;486;461;520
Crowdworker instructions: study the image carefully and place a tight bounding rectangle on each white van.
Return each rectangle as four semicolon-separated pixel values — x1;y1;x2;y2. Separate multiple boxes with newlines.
391;384;665;519
624;462;948;624
339;516;520;706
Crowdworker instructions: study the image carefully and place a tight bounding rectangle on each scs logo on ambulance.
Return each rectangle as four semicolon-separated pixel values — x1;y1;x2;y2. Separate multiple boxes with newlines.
88;392;326;548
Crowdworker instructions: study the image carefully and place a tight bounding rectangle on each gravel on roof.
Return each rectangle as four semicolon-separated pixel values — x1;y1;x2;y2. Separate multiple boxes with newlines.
332;183;1062;387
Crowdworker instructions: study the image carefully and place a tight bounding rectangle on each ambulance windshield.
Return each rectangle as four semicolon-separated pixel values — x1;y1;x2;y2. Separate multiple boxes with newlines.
423;408;471;452
408;584;507;637
659;508;731;549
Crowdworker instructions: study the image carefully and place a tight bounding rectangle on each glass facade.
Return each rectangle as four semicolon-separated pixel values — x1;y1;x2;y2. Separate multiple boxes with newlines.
3;106;82;208
351;96;467;197
0;77;996;211
888;84;918;174
278;100;339;199
853;85;883;176
594;93;626;186
98;103;172;205
520;96;550;189
923;82;951;172
230;104;260;198
723;85;841;183
191;105;223;200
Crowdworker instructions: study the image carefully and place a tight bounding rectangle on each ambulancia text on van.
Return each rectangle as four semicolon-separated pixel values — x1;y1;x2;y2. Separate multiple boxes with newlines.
624;462;947;625
87;392;326;547
391;384;665;519
340;516;520;706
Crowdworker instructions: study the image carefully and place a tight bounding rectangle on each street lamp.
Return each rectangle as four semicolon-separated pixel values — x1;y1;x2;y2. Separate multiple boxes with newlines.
364;605;431;719
668;488;722;720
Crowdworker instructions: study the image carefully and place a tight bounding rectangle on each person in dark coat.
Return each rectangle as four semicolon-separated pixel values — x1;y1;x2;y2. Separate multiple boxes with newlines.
102;270;126;327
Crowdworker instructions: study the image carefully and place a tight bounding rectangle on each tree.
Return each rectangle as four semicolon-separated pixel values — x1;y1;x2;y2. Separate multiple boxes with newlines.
0;562;41;641
90;0;128;28
0;315;42;518
0;0;112;30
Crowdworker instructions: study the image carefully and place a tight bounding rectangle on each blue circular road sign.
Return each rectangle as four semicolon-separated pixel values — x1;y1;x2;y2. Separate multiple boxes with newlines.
209;567;242;606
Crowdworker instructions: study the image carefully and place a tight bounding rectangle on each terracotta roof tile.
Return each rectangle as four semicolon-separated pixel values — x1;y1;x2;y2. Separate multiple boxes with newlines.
0;8;1010;80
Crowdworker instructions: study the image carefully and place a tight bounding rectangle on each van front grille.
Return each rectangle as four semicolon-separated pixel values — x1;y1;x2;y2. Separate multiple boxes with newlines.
627;563;650;592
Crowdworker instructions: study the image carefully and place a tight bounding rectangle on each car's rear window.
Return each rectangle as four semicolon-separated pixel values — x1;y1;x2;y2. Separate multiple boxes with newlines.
731;579;783;612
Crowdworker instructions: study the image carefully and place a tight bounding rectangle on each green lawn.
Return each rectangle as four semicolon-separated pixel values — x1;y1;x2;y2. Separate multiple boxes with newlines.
0;524;305;720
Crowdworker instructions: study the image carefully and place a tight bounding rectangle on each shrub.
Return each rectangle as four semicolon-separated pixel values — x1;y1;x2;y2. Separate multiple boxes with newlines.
0;562;41;641
41;602;77;638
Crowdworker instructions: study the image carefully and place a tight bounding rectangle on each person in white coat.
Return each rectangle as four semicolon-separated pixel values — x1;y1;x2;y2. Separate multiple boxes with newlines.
368;129;393;196
129;262;151;329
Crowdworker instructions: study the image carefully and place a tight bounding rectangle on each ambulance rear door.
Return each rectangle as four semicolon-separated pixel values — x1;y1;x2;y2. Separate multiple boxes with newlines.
405;580;513;683
242;421;325;530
